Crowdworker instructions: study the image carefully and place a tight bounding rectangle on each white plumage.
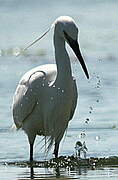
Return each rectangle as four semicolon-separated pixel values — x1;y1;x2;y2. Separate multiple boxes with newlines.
12;16;89;161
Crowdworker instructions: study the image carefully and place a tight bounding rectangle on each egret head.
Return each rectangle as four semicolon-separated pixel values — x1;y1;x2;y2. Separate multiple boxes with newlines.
23;16;89;79
54;16;78;41
54;16;89;79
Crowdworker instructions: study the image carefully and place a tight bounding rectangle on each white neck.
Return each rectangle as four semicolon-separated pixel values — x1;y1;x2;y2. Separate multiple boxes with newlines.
54;31;72;83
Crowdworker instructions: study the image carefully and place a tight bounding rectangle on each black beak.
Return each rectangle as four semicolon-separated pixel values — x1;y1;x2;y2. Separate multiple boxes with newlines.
64;31;89;79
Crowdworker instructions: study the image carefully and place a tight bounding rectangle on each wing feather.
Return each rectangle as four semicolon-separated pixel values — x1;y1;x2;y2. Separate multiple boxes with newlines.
13;83;36;129
12;64;57;129
12;70;45;129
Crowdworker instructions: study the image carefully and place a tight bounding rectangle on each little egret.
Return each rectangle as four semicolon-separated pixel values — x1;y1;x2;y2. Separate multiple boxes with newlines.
12;16;89;161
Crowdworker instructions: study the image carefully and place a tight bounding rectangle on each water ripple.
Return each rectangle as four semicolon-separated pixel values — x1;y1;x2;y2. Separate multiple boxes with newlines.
0;47;46;57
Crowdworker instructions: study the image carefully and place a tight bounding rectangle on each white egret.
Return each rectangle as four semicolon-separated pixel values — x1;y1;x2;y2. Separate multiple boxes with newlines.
12;16;89;161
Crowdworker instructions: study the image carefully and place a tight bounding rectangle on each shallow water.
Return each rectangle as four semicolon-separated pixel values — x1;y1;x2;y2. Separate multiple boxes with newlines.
1;165;118;180
0;0;118;179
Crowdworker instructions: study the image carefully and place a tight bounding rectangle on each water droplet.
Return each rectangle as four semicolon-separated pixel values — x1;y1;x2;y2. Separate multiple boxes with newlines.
53;85;55;88
95;136;100;141
89;106;93;114
80;131;86;138
50;97;54;100
85;118;89;124
58;87;60;90
20;104;23;107
37;102;39;105
42;83;45;87
90;106;93;110
62;89;64;93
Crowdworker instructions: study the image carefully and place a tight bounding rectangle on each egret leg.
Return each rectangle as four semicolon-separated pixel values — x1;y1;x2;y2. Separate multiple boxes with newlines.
30;143;34;162
30;166;34;178
28;134;36;162
54;142;59;158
